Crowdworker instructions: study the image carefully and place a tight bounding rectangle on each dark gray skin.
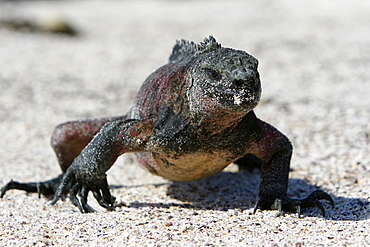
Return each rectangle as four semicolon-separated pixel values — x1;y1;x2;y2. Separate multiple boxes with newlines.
1;36;334;216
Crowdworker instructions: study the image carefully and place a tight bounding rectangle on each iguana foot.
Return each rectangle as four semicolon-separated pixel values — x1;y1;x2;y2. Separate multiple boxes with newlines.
253;190;335;218
50;167;116;213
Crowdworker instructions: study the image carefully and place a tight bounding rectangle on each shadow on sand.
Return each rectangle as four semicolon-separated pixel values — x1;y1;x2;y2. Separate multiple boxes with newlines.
115;170;369;221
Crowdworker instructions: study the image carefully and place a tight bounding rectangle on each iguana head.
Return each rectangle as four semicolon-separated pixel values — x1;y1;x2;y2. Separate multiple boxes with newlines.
170;36;261;118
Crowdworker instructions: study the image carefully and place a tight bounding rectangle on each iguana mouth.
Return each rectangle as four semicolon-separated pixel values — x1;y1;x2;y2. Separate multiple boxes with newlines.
220;93;259;107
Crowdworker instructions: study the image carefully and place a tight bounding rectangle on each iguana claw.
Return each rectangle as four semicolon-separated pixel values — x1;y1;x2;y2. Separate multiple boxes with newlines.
253;190;334;218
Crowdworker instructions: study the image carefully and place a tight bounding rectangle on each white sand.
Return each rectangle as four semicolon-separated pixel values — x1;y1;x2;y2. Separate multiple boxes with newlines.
0;0;369;246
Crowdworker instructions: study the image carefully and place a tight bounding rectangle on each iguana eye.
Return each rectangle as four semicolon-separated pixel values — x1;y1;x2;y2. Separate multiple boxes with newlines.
204;68;222;81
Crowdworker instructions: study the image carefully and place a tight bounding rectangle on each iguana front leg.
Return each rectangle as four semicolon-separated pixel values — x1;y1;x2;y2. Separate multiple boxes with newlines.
51;118;154;213
251;120;334;217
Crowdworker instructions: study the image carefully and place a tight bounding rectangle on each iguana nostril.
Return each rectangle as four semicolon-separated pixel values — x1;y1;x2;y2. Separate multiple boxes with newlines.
233;79;245;87
233;78;255;88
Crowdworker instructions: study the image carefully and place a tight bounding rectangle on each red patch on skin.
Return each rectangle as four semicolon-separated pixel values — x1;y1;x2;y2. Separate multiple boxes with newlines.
135;63;188;119
128;130;139;137
117;122;152;141
249;123;283;162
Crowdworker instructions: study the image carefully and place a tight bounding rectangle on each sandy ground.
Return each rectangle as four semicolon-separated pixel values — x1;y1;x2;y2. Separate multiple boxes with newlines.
0;0;369;246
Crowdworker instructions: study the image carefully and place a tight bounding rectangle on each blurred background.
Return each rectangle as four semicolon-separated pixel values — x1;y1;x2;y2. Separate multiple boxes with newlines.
0;1;369;245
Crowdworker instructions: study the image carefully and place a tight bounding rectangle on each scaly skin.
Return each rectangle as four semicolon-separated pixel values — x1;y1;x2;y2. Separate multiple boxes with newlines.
1;36;334;216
